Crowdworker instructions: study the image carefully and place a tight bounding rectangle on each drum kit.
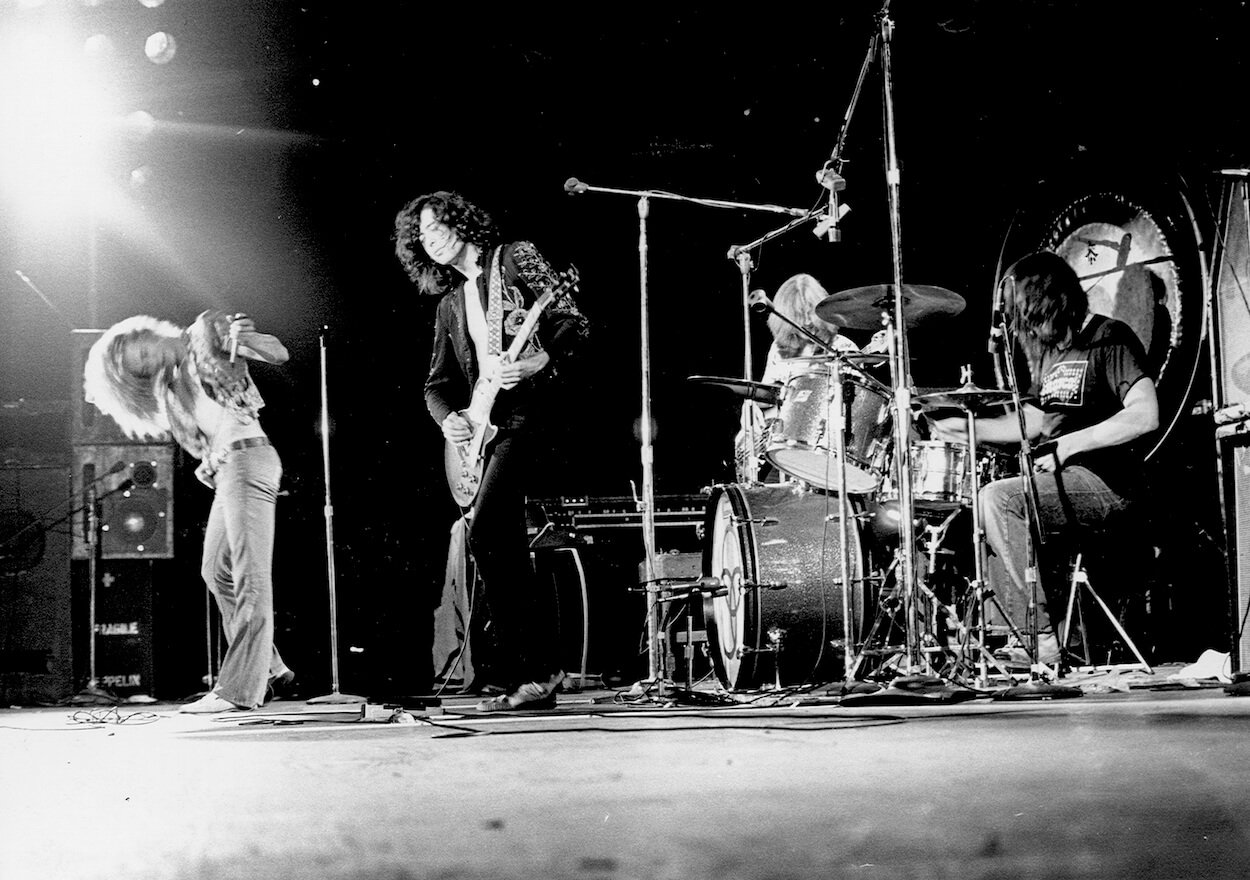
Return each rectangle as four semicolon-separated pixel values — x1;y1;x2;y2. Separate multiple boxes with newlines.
568;4;1051;695
689;281;1034;692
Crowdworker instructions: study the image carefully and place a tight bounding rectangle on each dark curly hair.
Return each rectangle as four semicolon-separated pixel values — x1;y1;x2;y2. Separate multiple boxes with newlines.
393;191;501;296
1003;250;1089;375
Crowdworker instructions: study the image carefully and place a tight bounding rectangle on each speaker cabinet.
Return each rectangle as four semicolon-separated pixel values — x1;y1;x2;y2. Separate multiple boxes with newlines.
1213;174;1250;670
0;465;74;705
1222;441;1250;671
72;445;175;559
71;329;137;446
1213;179;1250;413
72;559;155;697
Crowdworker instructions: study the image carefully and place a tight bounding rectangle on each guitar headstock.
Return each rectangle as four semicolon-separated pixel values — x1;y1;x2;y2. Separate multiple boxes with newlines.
538;264;580;308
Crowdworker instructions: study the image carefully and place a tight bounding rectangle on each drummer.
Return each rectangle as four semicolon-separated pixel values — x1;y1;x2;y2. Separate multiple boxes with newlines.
735;273;885;481
929;251;1158;668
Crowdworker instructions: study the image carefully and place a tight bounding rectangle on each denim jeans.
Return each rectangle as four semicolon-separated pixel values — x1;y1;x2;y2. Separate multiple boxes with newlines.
201;443;288;708
980;465;1129;635
467;427;559;686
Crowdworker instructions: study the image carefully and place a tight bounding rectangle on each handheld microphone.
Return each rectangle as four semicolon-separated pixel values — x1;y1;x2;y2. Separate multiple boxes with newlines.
107;460;127;476
564;177;588;194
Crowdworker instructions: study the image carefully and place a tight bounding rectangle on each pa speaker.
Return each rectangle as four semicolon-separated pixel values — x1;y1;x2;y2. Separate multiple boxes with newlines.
72;558;155;697
72;445;175;559
1212;176;1250;413
0;465;73;704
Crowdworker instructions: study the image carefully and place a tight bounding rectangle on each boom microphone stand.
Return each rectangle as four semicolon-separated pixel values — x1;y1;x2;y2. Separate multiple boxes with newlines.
563;178;813;689
992;297;1080;699
308;328;364;705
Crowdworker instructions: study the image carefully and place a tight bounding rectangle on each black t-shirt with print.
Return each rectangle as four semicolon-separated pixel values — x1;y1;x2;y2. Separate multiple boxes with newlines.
1030;314;1150;495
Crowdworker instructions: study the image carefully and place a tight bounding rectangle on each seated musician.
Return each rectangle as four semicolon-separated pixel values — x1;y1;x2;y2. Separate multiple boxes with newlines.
736;273;883;482
930;251;1158;666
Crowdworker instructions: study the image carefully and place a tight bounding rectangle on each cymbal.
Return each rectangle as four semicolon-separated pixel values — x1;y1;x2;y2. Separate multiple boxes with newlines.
786;352;889;368
687;375;781;405
814;284;966;330
914;383;1016;409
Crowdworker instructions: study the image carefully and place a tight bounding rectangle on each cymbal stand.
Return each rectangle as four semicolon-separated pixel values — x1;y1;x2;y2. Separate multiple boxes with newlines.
565;179;810;688
877;7;924;674
950;365;1028;685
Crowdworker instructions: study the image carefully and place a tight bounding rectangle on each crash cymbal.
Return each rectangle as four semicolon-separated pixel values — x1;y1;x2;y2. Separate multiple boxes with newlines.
914;383;1016;409
687;375;781;405
786;352;890;368
814;284;966;330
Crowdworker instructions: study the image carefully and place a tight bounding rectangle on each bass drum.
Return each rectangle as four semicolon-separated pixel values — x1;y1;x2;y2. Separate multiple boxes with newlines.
700;483;867;690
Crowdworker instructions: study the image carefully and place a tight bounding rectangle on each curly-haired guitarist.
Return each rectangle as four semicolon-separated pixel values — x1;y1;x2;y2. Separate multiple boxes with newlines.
395;190;589;711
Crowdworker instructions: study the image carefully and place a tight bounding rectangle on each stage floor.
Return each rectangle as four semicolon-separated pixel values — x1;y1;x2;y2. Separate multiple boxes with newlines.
3;665;1249;880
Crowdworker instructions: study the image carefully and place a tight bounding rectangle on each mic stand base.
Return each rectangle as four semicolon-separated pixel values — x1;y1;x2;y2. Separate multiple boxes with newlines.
307;691;365;705
69;680;116;706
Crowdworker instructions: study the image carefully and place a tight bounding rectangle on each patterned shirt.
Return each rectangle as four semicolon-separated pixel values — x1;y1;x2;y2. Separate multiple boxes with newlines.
161;310;266;460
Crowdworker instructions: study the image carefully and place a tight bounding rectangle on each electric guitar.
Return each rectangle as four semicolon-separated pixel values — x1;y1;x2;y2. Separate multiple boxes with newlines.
444;266;580;508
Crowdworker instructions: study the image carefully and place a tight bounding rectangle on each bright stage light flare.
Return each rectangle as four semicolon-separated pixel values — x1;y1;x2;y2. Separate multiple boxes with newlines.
0;25;122;224
144;31;176;64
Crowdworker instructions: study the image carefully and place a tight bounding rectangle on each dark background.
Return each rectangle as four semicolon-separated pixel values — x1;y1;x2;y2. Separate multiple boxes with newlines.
0;0;1245;696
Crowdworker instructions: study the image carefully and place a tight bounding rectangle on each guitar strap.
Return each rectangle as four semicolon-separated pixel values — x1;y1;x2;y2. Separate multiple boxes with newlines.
486;245;504;356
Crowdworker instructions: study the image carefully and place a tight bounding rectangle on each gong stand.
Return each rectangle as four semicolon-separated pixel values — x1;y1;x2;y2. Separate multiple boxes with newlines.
564;179;810;690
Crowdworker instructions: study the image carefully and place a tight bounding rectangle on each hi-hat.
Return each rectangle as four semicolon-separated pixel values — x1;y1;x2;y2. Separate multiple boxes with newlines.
814;284;965;330
914;383;1015;409
687;375;781;405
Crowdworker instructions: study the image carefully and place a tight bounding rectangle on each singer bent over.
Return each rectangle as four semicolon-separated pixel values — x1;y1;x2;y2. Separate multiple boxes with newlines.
394;190;589;711
83;311;295;712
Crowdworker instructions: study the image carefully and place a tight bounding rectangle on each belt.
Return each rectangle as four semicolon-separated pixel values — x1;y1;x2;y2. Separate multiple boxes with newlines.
228;437;272;451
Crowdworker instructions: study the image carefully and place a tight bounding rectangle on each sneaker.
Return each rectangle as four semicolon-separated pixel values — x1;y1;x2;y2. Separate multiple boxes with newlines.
995;632;1061;667
179;691;246;714
263;669;296;705
476;670;565;712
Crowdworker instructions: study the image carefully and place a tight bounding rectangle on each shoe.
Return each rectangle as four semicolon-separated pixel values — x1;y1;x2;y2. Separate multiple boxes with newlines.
264;669;296;704
994;632;1061;667
179;692;246;714
475;670;565;712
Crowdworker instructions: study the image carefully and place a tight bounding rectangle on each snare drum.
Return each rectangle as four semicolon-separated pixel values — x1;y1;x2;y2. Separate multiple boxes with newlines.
878;441;1021;510
701;483;868;689
765;360;892;494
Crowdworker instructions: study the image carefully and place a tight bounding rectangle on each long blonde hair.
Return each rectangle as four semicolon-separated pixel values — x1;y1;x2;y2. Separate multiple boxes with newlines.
767;273;840;358
82;315;183;440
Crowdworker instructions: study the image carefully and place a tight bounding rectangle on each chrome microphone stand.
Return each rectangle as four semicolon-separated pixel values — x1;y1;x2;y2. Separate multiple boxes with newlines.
877;7;924;674
308;327;364;705
564;178;812;690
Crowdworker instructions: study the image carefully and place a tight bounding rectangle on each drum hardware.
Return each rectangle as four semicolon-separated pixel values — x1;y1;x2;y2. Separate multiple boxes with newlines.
563;179;813;695
918;365;1031;687
701;484;868;690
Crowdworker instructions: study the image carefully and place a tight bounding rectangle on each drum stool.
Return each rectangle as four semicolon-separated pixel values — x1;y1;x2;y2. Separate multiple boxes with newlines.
1057;507;1154;675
